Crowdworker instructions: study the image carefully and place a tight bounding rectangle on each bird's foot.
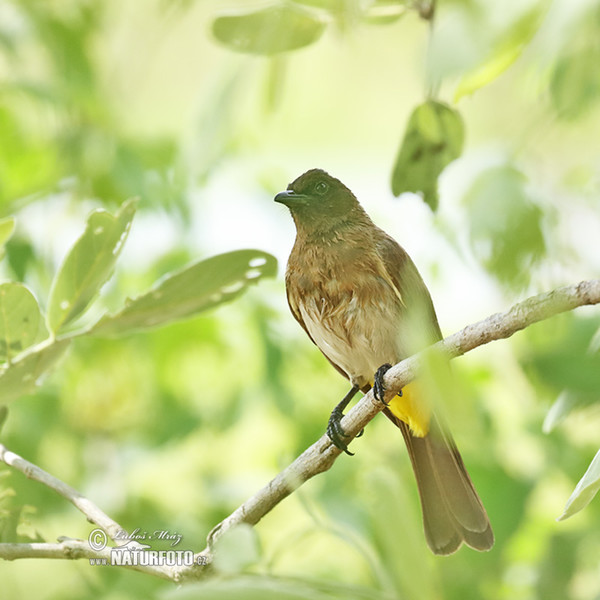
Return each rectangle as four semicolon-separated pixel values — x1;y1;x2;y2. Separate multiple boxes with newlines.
327;406;354;456
326;384;360;456
374;363;395;405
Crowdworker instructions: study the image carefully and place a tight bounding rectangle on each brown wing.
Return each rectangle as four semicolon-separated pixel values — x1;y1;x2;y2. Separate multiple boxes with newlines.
375;232;443;347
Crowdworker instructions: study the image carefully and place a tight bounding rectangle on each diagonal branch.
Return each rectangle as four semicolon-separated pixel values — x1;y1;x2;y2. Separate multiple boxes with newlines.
0;444;202;580
0;443;124;542
0;539;174;579
177;279;600;579
1;279;599;582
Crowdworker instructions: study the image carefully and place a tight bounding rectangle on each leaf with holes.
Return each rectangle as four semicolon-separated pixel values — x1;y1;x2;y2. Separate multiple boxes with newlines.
0;339;71;404
212;4;326;55
89;249;277;337
0;283;45;364
558;449;600;521
47;199;137;334
391;100;464;211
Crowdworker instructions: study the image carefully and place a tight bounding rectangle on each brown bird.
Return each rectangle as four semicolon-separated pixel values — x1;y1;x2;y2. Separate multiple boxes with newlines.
275;168;493;555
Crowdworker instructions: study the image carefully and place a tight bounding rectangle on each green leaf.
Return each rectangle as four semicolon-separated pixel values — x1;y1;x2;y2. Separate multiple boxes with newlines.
362;1;408;26
0;283;45;363
4;236;35;282
524;316;600;431
0;217;15;248
463;165;545;289
90;249;277;337
47;199;137;334
558;449;600;521
543;392;580;434
550;47;600;120
391;100;464;210
455;4;546;100
212;4;326;55
0;217;15;261
0;339;70;404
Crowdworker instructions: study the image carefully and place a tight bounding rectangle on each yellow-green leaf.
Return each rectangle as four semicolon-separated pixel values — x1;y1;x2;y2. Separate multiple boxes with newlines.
0;216;15;262
558;449;600;521
0;283;44;364
362;0;408;25
463;164;545;289
391;100;464;211
455;4;546;100
0;339;70;404
212;4;326;55
47;199;137;334
90;249;277;337
0;217;15;249
550;47;600;120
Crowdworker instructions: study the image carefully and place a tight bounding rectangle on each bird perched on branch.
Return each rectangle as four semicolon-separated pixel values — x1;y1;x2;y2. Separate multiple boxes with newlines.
275;168;493;555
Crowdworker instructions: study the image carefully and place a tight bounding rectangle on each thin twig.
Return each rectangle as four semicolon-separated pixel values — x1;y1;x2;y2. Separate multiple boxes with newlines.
0;539;174;580
0;443;124;542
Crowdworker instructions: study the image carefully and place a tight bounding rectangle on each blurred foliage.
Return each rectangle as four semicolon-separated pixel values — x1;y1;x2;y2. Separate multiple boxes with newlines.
559;449;600;521
549;3;600;120
0;1;185;212
453;2;547;100
0;0;599;599
521;314;600;427
47;199;137;334
212;5;327;55
391;100;464;210
0;203;276;403
463;164;546;290
91;249;277;336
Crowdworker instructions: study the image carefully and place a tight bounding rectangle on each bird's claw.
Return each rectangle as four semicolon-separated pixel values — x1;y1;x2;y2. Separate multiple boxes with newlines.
374;363;393;405
327;407;354;456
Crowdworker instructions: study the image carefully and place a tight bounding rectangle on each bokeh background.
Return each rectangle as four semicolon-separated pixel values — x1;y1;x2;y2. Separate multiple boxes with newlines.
1;0;600;598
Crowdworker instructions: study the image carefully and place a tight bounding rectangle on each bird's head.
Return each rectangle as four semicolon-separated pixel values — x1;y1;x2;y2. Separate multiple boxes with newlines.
275;169;366;235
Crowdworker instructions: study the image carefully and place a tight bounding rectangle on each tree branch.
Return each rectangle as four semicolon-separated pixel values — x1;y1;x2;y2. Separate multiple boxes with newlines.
0;539;174;579
0;443;124;542
1;279;599;582
190;279;600;570
0;444;208;580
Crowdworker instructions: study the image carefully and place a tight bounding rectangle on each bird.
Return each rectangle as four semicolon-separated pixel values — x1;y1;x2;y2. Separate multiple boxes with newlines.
275;168;493;555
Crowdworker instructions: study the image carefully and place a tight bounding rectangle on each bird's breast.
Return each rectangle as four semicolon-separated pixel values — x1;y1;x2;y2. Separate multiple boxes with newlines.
287;243;404;387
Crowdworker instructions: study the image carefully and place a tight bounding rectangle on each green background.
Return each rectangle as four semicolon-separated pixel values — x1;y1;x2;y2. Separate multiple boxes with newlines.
1;0;600;598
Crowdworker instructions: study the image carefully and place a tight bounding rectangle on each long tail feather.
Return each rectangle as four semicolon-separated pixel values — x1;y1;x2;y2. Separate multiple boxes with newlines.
384;408;494;555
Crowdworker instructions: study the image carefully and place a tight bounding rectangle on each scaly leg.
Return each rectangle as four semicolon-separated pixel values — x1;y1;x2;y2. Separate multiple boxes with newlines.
327;384;360;455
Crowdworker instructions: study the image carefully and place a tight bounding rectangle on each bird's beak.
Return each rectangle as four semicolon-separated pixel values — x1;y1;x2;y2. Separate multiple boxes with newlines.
274;190;308;206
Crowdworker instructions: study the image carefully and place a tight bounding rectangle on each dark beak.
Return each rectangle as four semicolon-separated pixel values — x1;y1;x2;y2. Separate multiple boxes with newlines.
274;190;308;206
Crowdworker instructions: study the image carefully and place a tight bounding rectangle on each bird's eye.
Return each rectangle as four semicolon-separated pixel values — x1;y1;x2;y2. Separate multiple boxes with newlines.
315;181;329;195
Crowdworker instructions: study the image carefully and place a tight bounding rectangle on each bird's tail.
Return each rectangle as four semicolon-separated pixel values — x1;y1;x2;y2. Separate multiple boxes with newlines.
383;408;494;555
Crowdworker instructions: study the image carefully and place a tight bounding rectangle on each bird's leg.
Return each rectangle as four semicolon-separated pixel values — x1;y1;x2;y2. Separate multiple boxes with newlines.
373;363;402;405
327;384;360;456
